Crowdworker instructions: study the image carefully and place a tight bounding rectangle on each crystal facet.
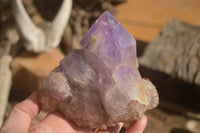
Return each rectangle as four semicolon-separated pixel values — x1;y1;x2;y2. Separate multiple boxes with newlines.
40;11;159;129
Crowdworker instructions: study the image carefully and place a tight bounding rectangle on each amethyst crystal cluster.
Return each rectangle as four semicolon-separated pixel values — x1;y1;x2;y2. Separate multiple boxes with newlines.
40;11;159;129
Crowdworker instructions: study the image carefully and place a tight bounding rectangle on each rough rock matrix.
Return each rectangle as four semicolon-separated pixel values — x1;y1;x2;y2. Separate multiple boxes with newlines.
40;11;159;129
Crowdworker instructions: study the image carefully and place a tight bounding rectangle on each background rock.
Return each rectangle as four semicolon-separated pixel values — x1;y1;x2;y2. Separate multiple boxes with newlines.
139;19;200;111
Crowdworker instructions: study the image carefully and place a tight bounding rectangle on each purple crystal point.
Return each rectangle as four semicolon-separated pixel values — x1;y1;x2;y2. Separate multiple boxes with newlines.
40;11;159;129
81;11;137;69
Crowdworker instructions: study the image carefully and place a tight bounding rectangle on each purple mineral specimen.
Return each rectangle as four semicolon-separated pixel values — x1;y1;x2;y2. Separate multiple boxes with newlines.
40;11;159;129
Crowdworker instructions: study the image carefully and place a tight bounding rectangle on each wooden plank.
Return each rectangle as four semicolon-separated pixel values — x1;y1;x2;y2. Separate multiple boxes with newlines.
116;0;200;42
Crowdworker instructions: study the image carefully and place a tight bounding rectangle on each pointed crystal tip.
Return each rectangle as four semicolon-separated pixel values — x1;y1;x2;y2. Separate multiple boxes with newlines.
81;11;137;69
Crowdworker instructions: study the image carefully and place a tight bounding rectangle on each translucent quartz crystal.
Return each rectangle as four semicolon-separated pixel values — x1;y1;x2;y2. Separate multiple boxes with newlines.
40;11;159;129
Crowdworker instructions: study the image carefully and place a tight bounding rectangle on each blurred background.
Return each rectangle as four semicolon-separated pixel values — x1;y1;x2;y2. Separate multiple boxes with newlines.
0;0;200;132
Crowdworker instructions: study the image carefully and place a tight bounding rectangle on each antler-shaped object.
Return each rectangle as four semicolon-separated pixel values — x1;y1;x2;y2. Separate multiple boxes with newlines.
12;0;72;52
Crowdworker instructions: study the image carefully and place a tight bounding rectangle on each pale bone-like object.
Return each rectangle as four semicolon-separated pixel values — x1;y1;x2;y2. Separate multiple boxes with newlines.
12;0;72;52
